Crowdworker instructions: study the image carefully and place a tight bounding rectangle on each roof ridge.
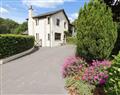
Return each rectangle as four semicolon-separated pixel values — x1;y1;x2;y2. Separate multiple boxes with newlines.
33;9;64;18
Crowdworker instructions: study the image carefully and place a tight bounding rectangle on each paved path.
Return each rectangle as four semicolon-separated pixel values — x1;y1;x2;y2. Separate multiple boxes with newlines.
0;45;75;95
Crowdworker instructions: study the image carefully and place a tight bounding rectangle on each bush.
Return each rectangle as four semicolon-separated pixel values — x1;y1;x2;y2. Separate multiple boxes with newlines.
76;0;117;61
62;56;111;86
104;52;120;95
82;60;111;86
0;34;35;59
61;56;87;78
66;37;76;44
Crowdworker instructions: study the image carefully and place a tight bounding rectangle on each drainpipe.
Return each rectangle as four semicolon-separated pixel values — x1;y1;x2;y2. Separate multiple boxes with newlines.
50;17;52;47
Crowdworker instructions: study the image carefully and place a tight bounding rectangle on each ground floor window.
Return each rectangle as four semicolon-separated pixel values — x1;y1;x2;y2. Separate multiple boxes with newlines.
48;33;50;40
55;33;61;41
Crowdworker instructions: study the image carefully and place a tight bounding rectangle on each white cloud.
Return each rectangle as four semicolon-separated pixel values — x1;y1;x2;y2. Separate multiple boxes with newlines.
71;13;78;19
69;12;78;22
0;7;9;14
22;0;76;8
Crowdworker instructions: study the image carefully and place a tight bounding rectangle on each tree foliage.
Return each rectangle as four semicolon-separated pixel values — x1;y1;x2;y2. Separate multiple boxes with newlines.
13;22;28;34
0;18;19;34
112;23;120;55
104;0;120;22
76;0;117;61
0;18;28;34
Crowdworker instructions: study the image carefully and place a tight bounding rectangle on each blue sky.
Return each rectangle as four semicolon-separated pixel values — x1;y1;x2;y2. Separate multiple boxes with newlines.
0;0;89;23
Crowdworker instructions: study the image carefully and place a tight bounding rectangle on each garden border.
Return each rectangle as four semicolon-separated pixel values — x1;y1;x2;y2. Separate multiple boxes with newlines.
0;47;36;64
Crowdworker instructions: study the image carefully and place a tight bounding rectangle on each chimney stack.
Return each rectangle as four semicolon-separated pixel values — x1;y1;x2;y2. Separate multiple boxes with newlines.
28;5;33;18
28;5;34;36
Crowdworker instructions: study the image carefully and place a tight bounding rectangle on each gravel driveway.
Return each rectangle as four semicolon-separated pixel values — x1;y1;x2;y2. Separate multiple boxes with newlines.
0;45;76;95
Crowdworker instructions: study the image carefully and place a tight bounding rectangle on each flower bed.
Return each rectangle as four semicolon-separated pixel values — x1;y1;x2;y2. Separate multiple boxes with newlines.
62;56;111;95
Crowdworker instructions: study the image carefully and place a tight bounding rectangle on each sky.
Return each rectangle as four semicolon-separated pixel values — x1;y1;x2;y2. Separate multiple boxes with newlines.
0;0;89;24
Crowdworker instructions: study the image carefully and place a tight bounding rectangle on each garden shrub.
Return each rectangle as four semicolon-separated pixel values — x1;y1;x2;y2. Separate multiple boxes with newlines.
76;0;117;61
82;60;111;86
66;37;76;44
62;56;87;78
0;34;35;59
104;52;120;95
62;56;111;86
62;55;112;95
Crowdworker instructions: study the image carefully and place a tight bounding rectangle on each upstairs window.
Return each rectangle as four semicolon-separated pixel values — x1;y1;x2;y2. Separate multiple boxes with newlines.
55;33;61;40
35;19;39;26
64;22;67;28
48;17;50;24
56;19;60;26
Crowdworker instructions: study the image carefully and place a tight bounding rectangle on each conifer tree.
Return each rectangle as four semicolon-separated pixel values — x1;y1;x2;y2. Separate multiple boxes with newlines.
76;0;117;61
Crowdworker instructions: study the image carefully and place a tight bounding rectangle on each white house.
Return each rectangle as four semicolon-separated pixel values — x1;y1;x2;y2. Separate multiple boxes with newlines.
28;6;72;47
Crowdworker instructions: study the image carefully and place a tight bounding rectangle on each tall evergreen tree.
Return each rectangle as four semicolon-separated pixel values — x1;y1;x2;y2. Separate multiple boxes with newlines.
76;0;117;61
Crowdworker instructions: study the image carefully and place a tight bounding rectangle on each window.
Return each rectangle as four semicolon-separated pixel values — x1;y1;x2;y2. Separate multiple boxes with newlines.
64;22;66;28
56;19;60;26
48;17;50;24
48;33;50;40
55;33;61;40
35;19;39;25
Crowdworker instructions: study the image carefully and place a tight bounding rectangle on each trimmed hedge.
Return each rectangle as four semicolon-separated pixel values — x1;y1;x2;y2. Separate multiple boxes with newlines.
0;34;35;59
66;37;76;44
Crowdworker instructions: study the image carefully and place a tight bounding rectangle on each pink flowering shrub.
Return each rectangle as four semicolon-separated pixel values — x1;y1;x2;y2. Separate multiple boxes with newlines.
62;56;111;86
82;60;111;85
61;56;86;78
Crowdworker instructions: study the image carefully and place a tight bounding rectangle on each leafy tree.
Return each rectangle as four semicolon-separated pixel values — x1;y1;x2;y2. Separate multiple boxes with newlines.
13;22;28;34
76;0;117;61
0;18;19;34
72;19;78;31
0;24;9;34
0;18;28;34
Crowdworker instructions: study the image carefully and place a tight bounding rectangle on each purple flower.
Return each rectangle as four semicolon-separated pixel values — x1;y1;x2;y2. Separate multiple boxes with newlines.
99;79;106;85
61;56;111;86
61;56;82;78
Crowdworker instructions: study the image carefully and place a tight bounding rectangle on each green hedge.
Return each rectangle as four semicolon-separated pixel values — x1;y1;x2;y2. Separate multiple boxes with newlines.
0;34;35;59
66;37;76;44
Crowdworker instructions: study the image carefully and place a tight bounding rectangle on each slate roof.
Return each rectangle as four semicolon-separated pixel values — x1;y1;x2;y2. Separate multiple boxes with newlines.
33;9;70;23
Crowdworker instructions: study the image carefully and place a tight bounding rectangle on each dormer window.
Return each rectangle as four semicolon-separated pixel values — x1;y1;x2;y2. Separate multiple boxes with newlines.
36;19;39;26
56;19;60;26
48;17;50;24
